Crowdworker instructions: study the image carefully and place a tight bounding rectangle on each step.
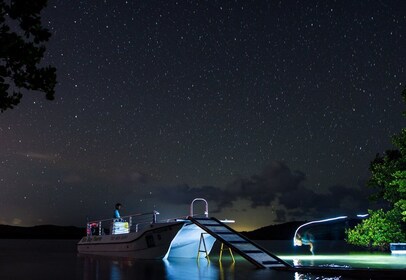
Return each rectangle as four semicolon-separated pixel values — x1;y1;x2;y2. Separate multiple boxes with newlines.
189;217;290;269
242;250;262;254
262;260;281;265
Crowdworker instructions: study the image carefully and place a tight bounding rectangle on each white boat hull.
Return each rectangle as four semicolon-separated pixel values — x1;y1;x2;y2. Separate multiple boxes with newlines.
390;243;406;254
165;222;216;259
77;221;216;259
77;222;184;259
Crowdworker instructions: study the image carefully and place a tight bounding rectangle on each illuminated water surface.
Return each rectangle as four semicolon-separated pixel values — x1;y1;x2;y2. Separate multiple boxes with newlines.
281;254;406;269
0;240;405;279
260;240;406;269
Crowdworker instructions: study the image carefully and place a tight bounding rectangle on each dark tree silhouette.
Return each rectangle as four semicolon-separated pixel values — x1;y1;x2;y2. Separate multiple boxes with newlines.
0;0;56;112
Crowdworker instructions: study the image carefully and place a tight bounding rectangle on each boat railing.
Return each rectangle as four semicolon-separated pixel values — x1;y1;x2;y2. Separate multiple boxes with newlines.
190;198;209;218
86;197;211;236
155;211;209;223
86;210;160;236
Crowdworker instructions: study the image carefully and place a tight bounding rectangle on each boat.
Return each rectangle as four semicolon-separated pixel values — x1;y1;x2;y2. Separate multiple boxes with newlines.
77;198;217;259
390;243;406;254
77;198;291;269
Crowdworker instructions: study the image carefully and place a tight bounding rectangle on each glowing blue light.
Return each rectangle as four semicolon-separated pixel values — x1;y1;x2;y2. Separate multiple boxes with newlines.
293;216;348;246
356;213;369;218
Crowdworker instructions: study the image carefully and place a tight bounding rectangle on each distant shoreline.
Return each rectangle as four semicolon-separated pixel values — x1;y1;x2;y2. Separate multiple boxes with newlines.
1;220;351;240
0;224;85;240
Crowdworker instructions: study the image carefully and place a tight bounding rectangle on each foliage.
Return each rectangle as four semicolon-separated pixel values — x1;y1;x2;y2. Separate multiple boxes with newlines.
0;0;56;112
346;209;405;251
368;90;406;206
367;93;406;221
390;170;406;222
346;87;406;249
368;149;403;204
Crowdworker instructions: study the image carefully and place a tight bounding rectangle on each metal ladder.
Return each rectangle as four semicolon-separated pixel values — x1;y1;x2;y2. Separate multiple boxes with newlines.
189;217;291;269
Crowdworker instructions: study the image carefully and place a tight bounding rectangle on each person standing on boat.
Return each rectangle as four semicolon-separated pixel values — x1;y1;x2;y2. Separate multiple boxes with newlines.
114;203;122;220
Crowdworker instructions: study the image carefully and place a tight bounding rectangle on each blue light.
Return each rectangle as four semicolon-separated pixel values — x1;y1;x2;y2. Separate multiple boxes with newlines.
293;216;348;246
356;214;369;218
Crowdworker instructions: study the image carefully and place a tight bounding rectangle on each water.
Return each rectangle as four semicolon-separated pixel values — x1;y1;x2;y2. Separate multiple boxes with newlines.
0;239;405;279
258;240;406;269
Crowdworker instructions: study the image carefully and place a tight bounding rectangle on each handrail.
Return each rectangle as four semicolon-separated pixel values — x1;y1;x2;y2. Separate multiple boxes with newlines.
85;198;211;236
87;211;155;224
86;211;159;236
86;210;211;236
190;198;208;218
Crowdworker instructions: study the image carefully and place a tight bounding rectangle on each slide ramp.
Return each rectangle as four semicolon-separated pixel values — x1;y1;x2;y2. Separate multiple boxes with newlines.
189;217;291;269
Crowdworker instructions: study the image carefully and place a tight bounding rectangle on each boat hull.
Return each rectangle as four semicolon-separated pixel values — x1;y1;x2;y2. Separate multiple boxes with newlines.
165;222;216;259
77;221;217;259
77;222;184;259
390;243;406;254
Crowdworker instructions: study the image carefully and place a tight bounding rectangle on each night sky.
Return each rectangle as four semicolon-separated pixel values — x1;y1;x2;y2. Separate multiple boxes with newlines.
1;0;405;231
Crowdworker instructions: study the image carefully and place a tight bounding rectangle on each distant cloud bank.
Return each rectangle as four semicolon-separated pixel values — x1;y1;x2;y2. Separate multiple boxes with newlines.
148;161;373;222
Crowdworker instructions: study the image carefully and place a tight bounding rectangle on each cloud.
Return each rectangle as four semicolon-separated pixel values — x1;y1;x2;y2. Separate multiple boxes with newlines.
150;161;373;222
225;161;307;208
274;209;287;223
230;162;373;221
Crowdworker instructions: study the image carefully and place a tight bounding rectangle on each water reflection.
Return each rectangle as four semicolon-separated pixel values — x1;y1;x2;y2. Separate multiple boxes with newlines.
162;257;303;280
2;240;404;280
283;254;406;269
163;258;237;280
79;254;166;280
78;254;294;280
79;254;237;280
293;272;341;280
78;252;406;280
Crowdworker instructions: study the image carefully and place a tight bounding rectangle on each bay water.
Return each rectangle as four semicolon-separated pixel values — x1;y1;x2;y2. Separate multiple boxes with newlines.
0;239;404;279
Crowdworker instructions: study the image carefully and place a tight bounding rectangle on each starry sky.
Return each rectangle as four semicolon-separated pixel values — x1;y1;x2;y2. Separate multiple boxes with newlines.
0;0;405;231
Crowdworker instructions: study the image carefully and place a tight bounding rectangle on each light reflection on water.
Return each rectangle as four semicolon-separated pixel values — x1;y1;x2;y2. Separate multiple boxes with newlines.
80;254;167;279
79;254;296;280
162;257;303;280
282;254;406;269
259;240;406;269
0;239;405;279
163;258;224;280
